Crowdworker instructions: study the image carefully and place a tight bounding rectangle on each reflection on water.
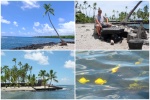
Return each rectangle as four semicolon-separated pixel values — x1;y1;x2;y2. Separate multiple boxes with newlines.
76;51;149;99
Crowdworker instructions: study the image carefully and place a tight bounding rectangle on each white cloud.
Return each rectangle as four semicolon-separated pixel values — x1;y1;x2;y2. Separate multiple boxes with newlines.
33;21;75;36
64;60;74;69
34;22;40;26
33;23;54;34
21;1;40;10
58;18;65;23
1;51;5;56
13;21;18;27
1;1;9;5
22;27;26;30
58;21;75;35
70;51;74;57
24;51;49;65
1;16;10;24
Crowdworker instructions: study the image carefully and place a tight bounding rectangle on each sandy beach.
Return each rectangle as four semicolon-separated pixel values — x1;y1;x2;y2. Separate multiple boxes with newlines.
76;23;149;50
1;87;35;91
42;43;75;50
1;86;62;92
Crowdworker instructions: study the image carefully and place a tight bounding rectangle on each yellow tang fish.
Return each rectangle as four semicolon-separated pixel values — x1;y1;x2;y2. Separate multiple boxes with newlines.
135;58;143;65
135;62;141;65
111;64;120;73
78;77;90;84
95;78;107;85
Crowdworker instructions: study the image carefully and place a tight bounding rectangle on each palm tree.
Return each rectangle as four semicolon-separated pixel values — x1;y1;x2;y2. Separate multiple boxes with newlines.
132;12;136;22
11;66;18;87
24;63;29;72
12;58;16;66
79;4;82;13
116;11;119;21
43;4;67;46
112;10;115;20
88;5;92;17
83;1;88;16
29;66;32;76
3;66;9;83
47;70;58;86
125;6;128;14
75;1;78;13
18;61;22;69
30;74;36;87
26;75;31;87
93;2;97;18
38;70;47;88
137;8;142;19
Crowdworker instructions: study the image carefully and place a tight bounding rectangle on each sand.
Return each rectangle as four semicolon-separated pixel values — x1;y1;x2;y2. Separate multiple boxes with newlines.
1;86;60;92
1;87;35;91
42;43;75;50
76;23;149;50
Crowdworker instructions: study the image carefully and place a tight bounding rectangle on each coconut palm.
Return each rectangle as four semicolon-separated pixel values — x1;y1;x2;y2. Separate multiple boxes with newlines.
47;70;58;86
93;2;97;18
3;66;9;83
18;61;22;69
26;75;31;87
116;11;119;21
75;1;78;13
24;63;29;72
88;4;92;17
43;4;67;46
38;70;47;88
79;4;82;12
29;66;32;76
12;58;16;66
83;1;88;16
11;66;18;87
125;6;128;14
30;74;36;87
112;10;115;20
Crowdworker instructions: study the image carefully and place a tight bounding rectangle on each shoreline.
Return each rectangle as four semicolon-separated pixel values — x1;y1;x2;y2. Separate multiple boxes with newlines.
10;41;74;50
1;86;63;92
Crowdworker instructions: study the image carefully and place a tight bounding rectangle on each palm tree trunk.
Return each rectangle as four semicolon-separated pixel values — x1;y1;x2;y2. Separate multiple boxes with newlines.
122;1;142;23
48;13;67;45
49;79;52;86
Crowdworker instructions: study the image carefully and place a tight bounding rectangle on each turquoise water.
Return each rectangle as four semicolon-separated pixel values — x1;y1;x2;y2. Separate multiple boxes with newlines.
1;85;74;99
76;51;149;99
1;36;74;49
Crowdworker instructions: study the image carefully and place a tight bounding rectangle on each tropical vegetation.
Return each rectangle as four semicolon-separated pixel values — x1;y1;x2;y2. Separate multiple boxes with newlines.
43;4;67;45
75;1;149;23
1;58;58;88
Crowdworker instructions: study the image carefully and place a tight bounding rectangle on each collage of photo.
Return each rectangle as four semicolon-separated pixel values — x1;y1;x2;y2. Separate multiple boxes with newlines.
1;0;149;99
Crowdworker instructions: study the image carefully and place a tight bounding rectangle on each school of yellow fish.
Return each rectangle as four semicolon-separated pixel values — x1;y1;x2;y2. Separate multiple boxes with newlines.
78;58;144;86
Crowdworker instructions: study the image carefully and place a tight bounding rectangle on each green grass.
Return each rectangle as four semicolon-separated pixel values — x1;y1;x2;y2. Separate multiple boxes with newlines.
34;35;74;39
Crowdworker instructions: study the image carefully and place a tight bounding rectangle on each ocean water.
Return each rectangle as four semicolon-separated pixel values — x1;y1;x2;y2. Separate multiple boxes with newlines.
1;85;74;99
128;24;149;29
1;36;74;49
76;51;149;99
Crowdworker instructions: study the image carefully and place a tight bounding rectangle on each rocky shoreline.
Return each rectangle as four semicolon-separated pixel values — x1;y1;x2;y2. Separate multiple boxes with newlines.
11;41;74;50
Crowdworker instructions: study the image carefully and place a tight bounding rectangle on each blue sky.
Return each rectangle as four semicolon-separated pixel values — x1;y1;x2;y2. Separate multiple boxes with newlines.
77;1;149;18
1;1;74;36
1;51;75;85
